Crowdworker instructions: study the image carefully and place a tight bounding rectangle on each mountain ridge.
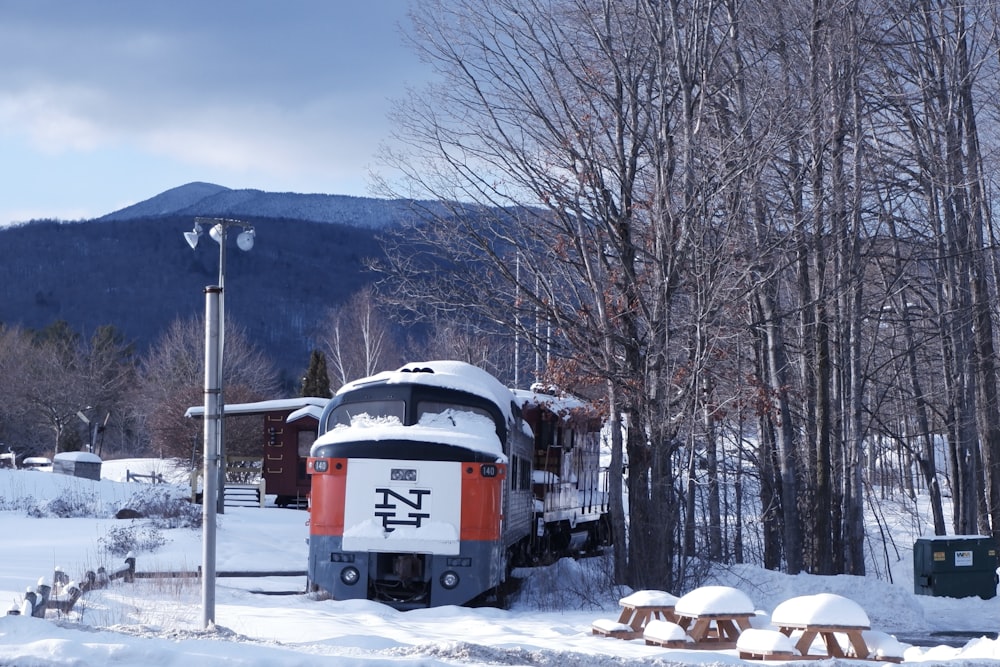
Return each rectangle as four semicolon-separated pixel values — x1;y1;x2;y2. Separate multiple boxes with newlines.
98;181;436;229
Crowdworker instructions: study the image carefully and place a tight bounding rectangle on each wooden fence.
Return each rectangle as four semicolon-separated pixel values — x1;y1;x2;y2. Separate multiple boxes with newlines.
8;555;136;617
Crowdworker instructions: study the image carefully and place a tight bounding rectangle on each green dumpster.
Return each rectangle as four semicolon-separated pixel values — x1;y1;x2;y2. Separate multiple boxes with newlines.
913;535;998;600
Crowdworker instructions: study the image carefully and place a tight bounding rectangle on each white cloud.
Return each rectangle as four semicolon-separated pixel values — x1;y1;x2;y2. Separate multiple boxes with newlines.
0;85;112;153
0;1;430;217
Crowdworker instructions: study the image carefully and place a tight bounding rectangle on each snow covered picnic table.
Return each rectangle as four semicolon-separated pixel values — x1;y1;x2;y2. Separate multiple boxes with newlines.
669;585;755;649
770;592;881;661
591;589;678;639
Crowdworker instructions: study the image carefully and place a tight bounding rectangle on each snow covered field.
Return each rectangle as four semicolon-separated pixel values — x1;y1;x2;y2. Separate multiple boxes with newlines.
0;458;998;666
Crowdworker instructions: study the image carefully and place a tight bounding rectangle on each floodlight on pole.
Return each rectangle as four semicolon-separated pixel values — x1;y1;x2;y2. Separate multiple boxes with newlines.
184;222;203;250
183;216;255;629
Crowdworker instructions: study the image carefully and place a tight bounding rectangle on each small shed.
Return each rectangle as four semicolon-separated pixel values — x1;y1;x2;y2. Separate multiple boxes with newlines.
53;451;102;481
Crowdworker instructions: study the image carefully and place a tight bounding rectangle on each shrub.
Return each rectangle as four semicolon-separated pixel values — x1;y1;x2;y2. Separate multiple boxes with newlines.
99;524;167;557
27;488;101;518
119;487;202;529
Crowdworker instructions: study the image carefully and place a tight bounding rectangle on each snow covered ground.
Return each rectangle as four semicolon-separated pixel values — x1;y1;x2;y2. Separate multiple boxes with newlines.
0;458;998;666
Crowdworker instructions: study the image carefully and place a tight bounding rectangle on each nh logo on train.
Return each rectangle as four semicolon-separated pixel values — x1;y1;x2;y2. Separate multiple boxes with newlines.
374;487;431;531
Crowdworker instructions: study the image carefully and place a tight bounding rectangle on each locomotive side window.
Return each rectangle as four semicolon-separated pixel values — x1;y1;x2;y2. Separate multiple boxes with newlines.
328;400;405;429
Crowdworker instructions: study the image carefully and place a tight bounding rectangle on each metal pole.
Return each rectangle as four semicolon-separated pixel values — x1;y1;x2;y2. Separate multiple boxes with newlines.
216;226;227;516
201;286;222;628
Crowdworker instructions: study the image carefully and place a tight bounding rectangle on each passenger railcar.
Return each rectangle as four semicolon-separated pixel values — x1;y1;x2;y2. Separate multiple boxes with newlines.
306;361;609;609
516;387;610;561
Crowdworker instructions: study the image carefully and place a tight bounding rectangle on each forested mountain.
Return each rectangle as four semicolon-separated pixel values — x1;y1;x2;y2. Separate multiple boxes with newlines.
0;183;420;385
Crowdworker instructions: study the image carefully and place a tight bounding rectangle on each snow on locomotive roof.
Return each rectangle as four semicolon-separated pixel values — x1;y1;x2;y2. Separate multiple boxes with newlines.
513;387;591;417
314;411;507;461
337;360;517;422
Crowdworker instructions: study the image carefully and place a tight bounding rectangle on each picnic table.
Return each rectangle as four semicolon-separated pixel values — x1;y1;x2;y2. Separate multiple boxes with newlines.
771;593;871;659
671;585;755;649
591;590;678;639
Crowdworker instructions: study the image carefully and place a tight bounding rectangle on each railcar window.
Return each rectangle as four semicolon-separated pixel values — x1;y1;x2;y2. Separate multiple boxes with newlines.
297;430;316;458
328;400;405;429
519;455;531;490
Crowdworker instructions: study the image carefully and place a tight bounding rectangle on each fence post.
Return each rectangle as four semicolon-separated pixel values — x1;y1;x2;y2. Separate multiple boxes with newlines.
80;570;96;594
23;591;36;617
33;579;51;617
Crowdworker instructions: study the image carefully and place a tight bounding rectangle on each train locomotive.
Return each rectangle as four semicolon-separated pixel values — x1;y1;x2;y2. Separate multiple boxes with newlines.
305;360;609;608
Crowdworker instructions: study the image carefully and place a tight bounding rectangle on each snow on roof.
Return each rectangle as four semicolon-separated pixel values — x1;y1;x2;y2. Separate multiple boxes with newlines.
771;592;870;628
53;452;102;464
313;411;507;461
675;585;755;616
287;405;324;423
185;397;328;418
339;361;516;423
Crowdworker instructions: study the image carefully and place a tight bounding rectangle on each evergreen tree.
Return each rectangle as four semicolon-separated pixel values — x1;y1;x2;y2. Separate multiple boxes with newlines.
300;349;332;398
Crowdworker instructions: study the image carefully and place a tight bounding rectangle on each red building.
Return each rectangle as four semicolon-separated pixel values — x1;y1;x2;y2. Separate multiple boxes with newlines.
185;397;329;507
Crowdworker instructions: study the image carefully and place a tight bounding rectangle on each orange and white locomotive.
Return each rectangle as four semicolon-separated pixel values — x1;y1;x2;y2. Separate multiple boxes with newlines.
306;360;609;608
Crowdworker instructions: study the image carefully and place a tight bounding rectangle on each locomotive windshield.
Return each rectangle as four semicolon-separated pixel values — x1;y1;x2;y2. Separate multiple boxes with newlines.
416;400;495;426
325;397;501;437
328;399;405;428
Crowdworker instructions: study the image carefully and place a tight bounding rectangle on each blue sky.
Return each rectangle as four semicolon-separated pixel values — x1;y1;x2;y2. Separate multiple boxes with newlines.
0;1;428;223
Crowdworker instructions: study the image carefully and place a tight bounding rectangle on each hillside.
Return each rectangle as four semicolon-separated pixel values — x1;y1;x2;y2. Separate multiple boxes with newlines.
0;183;425;385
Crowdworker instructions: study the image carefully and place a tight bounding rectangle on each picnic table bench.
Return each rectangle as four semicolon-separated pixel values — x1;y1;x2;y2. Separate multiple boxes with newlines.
736;628;800;660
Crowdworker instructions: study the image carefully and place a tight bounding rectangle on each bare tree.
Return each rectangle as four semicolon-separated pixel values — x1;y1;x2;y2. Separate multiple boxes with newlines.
375;0;1000;580
378;0;786;589
135;316;279;462
316;286;403;388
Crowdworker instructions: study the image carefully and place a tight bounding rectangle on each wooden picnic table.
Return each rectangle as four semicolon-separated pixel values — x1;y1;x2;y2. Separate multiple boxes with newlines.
770;592;874;660
673;611;753;649
592;590;677;640
617;601;677;633
775;621;870;659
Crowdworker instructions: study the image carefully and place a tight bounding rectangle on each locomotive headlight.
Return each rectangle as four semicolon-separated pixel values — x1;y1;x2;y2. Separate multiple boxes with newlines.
341;566;361;586
440;570;460;590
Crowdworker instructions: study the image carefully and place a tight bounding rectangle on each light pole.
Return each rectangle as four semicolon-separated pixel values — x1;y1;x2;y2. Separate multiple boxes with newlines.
183;216;255;628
